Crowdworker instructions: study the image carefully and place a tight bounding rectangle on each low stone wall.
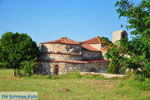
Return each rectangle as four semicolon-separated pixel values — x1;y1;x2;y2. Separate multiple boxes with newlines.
80;72;126;78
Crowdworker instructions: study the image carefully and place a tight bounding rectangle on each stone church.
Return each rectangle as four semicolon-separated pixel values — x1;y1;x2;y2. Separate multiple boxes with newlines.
37;30;127;75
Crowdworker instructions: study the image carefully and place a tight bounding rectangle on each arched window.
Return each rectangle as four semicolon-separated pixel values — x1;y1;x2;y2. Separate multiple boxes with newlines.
54;65;59;75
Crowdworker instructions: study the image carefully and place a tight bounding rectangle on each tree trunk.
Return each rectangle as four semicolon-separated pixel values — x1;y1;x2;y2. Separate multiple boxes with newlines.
17;68;20;76
29;71;31;76
14;69;16;77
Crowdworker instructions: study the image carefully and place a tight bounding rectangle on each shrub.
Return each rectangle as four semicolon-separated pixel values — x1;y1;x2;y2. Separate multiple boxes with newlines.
20;60;37;76
143;62;150;77
107;60;117;74
0;62;3;68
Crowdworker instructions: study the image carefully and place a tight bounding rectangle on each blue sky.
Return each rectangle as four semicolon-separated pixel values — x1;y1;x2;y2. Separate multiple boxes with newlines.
0;0;132;45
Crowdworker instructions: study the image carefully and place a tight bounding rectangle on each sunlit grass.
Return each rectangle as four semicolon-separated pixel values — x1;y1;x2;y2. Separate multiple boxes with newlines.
0;69;150;100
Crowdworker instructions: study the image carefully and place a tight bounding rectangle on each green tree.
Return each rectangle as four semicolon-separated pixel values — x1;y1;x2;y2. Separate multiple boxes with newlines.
115;0;150;37
107;59;117;74
0;45;2;68
0;32;39;76
119;37;150;77
108;0;150;77
100;37;112;47
105;41;124;74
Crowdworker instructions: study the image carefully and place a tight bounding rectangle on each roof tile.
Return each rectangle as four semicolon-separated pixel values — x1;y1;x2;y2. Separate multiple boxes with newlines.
80;36;101;44
40;37;79;45
82;44;100;52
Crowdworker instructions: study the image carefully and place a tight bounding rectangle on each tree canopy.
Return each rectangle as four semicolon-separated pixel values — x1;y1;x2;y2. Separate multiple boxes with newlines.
106;0;150;78
115;0;150;37
99;37;112;47
0;32;39;76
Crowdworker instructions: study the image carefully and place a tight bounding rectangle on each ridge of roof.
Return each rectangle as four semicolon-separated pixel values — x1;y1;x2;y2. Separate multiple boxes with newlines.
40;37;79;45
80;36;101;44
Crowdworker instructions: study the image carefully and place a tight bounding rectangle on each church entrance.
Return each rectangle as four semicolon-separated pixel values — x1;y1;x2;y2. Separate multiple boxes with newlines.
54;65;59;75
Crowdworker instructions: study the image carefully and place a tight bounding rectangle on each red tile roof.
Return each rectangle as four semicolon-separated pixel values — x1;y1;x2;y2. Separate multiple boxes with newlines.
82;44;100;52
40;59;110;63
80;36;101;44
40;37;79;45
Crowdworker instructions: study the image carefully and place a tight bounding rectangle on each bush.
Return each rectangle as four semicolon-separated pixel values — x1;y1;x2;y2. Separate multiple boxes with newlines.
0;62;11;68
107;60;117;74
0;62;3;68
135;74;146;82
143;62;150;77
20;60;37;76
124;69;149;82
124;69;136;80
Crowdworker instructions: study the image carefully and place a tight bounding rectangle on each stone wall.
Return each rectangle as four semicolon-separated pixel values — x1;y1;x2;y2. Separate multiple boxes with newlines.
35;62;51;75
40;54;52;61
37;42;110;75
50;54;81;61
50;63;66;75
64;62;109;73
40;54;81;61
40;44;82;54
40;43;105;61
37;61;109;75
81;50;103;60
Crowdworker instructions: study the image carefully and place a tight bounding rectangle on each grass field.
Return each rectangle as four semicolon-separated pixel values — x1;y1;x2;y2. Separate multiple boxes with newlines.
0;69;150;100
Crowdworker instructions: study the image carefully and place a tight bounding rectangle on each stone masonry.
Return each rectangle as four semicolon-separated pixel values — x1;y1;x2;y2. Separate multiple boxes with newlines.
37;30;127;75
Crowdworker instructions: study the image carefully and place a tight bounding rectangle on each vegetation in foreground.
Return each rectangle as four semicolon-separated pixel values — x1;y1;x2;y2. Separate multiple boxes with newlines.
0;69;150;100
106;0;150;79
0;32;40;76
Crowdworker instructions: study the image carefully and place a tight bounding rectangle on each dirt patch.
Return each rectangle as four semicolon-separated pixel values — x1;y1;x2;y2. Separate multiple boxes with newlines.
53;88;70;92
